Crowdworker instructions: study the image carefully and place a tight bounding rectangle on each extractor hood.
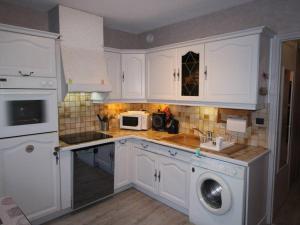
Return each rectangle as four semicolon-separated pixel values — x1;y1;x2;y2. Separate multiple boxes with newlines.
49;5;111;97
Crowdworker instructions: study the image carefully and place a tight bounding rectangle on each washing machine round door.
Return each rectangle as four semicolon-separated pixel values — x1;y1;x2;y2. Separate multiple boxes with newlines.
196;172;232;215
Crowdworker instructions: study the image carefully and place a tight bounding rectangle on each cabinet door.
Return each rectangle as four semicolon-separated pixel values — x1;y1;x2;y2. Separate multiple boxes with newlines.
0;133;60;221
114;140;130;190
0;31;56;77
134;148;157;193
121;54;145;99
147;49;177;100
158;155;190;209
105;51;122;100
205;35;259;104
177;44;205;100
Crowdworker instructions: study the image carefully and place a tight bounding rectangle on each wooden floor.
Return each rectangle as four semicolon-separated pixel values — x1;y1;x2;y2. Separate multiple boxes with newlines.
45;188;193;225
273;179;300;225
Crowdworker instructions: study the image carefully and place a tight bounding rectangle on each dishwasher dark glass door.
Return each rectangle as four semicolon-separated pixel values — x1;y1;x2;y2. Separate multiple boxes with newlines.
72;142;115;209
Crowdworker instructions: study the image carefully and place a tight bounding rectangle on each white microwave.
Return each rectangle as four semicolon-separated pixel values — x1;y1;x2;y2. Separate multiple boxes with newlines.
120;111;150;130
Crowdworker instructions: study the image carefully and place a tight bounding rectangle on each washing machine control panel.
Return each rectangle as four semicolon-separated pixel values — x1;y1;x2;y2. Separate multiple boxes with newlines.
191;156;245;179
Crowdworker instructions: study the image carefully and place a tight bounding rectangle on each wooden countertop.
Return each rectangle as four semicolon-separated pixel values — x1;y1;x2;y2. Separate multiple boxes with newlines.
60;129;268;165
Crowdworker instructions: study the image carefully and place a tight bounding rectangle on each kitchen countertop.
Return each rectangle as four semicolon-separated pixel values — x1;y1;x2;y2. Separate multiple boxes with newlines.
59;129;269;166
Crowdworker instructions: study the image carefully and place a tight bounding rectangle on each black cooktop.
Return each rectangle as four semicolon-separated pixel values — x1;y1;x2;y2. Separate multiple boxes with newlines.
60;131;112;145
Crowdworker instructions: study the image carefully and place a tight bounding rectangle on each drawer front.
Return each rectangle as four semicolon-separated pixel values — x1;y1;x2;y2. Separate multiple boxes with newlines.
133;140;192;163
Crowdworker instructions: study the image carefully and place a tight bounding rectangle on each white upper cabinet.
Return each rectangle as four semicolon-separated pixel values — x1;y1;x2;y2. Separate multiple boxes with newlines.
177;44;205;101
0;133;60;221
105;51;122;100
146;27;272;109
147;49;177;100
204;35;260;105
0;30;56;78
121;53;145;99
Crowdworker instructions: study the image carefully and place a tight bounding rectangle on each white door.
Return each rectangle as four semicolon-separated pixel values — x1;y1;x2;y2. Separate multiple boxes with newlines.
134;148;157;193
121;53;145;99
177;44;205;101
114;140;130;190
0;30;56;77
204;35;259;104
0;132;60;221
105;51;122;100
147;49;177;100
158;156;190;208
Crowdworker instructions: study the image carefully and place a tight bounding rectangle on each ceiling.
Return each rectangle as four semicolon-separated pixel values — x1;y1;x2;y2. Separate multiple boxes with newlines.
5;0;255;33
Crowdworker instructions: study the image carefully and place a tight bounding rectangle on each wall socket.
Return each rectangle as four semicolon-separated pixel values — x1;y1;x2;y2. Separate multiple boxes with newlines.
254;116;266;127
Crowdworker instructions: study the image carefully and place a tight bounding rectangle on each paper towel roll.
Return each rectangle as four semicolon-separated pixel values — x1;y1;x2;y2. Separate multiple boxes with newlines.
226;118;247;133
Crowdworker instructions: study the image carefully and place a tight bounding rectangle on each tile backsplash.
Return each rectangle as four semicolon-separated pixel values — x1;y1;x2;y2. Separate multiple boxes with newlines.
59;93;268;148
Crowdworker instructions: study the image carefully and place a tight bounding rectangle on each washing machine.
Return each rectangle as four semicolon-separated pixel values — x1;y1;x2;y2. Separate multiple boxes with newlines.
189;155;246;225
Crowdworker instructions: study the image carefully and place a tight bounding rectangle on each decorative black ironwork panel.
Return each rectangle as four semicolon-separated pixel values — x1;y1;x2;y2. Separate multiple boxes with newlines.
181;51;199;96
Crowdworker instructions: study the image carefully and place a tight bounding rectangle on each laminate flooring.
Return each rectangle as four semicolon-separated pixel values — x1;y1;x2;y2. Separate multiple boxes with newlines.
273;179;300;225
45;188;193;225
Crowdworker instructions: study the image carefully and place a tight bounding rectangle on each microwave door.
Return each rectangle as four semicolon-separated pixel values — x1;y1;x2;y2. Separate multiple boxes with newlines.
122;116;141;130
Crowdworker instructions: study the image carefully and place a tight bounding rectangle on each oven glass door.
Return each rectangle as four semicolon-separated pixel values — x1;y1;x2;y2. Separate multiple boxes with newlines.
0;89;57;138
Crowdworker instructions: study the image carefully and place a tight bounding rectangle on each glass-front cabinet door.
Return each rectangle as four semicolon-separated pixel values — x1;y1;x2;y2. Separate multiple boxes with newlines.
177;44;204;100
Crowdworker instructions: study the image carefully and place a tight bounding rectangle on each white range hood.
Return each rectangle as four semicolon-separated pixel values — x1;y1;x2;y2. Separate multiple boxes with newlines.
51;5;111;98
60;45;110;93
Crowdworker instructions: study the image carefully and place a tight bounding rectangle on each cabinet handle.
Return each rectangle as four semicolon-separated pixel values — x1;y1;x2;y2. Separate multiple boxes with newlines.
25;145;34;153
0;78;7;82
158;171;161;182
19;71;34;77
154;169;157;181
122;72;125;82
141;143;148;149
168;150;177;157
204;66;207;80
53;146;60;165
173;69;176;81
119;139;127;145
177;68;180;81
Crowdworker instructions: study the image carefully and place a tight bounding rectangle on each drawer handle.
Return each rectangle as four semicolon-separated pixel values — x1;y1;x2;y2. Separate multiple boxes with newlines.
141;143;149;148
25;145;34;153
168;150;177;157
19;71;34;77
154;169;157;181
119;140;127;145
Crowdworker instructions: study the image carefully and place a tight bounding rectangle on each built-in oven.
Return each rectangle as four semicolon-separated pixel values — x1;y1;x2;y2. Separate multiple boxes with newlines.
0;77;58;138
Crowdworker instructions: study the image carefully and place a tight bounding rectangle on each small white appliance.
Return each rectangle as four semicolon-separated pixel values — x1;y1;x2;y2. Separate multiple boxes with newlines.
189;156;246;225
120;111;150;130
0;76;58;138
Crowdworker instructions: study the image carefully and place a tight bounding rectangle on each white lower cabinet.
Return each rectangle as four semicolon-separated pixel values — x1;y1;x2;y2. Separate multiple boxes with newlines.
134;148;157;193
133;144;190;210
114;140;132;190
0;133;61;221
158;155;190;208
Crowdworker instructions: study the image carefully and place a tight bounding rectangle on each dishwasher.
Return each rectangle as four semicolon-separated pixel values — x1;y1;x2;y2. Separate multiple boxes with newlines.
72;142;115;210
